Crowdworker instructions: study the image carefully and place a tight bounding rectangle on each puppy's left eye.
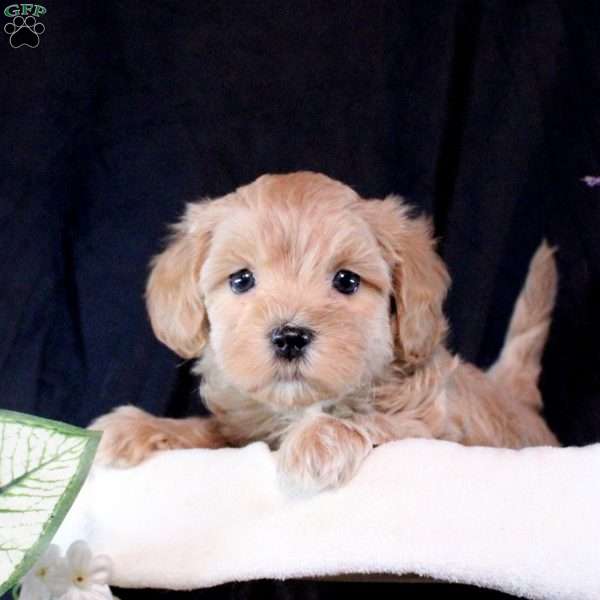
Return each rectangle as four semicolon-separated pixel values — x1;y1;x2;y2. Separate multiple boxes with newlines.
229;269;255;294
332;270;361;295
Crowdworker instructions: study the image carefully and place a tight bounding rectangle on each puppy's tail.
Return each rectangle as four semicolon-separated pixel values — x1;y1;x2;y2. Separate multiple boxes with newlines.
488;241;558;408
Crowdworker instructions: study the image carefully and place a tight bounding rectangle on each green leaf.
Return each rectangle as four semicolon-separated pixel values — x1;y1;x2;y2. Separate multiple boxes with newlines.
0;410;101;596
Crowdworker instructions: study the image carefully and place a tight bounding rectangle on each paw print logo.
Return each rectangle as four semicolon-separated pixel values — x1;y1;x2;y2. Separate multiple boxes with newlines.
4;15;45;48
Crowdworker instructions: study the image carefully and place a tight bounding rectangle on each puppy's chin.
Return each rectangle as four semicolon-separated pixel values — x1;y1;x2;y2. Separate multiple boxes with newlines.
250;355;376;408
252;378;324;408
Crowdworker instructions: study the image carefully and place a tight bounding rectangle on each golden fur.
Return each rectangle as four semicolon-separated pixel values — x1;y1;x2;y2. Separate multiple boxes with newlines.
91;172;558;490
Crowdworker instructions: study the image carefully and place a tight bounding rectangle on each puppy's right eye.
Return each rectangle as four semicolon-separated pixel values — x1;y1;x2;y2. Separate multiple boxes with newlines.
229;269;255;294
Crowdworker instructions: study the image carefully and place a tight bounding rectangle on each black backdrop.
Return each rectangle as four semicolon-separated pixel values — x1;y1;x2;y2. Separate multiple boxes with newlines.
2;1;599;599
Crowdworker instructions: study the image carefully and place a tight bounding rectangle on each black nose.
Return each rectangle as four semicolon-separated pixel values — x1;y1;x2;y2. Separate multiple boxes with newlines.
270;326;313;361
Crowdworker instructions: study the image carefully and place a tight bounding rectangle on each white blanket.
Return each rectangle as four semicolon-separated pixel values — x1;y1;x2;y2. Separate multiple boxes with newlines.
53;439;600;599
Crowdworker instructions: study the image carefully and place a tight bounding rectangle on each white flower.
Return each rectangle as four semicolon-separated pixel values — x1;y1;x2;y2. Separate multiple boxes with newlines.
46;541;113;600
19;544;65;600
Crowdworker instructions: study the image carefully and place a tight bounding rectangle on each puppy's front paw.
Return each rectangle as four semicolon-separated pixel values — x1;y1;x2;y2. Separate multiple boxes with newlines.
277;415;371;492
89;406;179;467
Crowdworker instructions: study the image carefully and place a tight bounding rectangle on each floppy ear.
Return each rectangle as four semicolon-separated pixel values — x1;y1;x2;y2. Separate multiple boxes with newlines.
146;200;220;359
358;196;450;366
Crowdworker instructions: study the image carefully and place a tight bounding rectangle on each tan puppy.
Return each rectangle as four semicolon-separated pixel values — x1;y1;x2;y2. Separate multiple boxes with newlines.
91;172;558;490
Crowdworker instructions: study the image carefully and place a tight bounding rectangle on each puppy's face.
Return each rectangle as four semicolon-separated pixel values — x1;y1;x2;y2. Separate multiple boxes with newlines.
147;173;449;408
199;177;393;407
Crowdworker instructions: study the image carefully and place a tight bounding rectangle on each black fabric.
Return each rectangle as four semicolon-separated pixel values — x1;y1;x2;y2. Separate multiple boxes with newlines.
1;1;599;599
112;581;520;600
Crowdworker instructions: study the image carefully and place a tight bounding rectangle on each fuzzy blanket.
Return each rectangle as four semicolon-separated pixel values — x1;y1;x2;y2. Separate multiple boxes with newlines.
53;439;600;599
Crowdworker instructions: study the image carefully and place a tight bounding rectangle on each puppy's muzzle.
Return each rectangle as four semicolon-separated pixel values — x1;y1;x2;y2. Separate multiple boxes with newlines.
270;326;314;361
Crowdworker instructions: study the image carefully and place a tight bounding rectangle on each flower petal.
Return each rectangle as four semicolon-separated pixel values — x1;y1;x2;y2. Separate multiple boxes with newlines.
66;540;93;572
44;558;72;596
18;576;50;600
56;582;113;600
40;544;62;567
60;587;85;600
86;584;115;600
88;555;113;584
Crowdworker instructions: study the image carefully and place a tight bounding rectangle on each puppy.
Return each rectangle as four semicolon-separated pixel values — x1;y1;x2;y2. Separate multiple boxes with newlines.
91;172;558;490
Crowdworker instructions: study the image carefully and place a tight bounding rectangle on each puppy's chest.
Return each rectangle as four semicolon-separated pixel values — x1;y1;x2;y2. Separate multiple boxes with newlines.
204;388;370;449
